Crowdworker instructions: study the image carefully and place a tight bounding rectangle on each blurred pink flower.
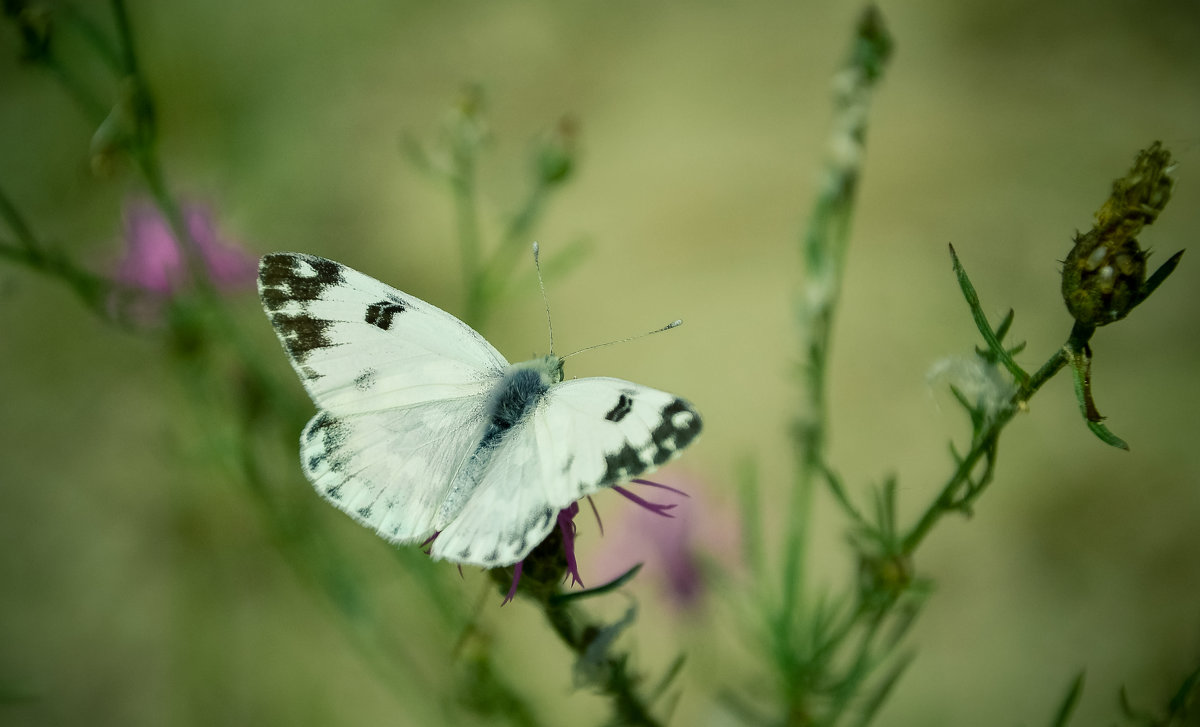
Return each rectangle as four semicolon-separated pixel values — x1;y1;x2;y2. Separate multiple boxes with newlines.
585;473;735;612
500;479;704;605
114;198;256;297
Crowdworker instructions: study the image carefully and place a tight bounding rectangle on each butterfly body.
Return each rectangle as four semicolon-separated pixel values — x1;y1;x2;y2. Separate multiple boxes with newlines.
439;355;562;528
258;252;701;568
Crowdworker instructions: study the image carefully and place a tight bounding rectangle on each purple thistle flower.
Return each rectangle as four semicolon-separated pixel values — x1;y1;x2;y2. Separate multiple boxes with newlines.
502;561;523;605
502;480;687;604
557;502;584;588
112;198;256;313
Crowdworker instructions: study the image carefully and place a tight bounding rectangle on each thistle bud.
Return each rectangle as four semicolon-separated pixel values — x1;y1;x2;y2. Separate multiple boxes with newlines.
1061;142;1174;326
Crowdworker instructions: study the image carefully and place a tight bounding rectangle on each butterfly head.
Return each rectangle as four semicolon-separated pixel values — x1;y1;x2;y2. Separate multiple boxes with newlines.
539;354;565;384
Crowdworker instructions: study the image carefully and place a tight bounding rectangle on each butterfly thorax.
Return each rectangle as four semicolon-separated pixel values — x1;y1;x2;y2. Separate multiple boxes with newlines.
511;354;564;385
434;355;564;529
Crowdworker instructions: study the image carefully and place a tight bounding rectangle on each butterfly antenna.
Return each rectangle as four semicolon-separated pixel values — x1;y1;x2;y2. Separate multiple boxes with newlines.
561;319;683;361
533;242;555;355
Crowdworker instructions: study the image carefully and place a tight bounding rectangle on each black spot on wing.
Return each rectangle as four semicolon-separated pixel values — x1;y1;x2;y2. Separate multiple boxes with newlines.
305;412;350;473
357;505;373;520
258;254;344;312
600;398;702;483
365;298;406;330
354;368;377;391
505;531;529;555
306;412;342;444
652;399;702;454
602;443;648;485
604;394;634;422
272;311;335;364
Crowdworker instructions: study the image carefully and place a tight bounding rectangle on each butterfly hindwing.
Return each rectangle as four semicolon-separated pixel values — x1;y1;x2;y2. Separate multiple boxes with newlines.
432;378;702;567
258;252;508;415
300;396;491;544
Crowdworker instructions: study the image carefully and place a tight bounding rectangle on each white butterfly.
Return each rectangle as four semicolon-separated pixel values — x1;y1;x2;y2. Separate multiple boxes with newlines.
258;252;702;569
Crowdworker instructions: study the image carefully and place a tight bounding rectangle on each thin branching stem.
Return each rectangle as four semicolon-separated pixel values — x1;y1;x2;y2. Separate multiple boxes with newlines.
785;9;892;715
899;264;1076;554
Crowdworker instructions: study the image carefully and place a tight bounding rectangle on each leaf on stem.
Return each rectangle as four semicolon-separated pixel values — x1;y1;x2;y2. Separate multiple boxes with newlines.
852;651;916;727
1066;343;1129;450
1134;249;1185;309
548;564;643;605
948;244;1029;386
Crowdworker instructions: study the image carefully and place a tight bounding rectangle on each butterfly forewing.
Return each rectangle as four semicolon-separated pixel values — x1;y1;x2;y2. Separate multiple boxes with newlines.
259;252;505;545
258;252;508;415
541;377;702;494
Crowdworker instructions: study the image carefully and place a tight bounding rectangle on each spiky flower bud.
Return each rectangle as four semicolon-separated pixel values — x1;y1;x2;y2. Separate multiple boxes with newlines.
1061;142;1174;326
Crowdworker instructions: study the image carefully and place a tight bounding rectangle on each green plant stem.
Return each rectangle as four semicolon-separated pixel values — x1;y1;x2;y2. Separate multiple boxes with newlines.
0;186;124;315
540;599;665;727
455;158;485;324
900;336;1072;555
785;8;892;707
0;184;44;253
474;180;550;314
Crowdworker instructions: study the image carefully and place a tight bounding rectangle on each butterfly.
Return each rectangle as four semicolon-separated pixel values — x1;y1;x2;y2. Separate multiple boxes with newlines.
258;252;702;569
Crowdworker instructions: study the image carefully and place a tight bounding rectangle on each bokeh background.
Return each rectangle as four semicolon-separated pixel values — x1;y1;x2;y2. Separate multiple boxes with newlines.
3;2;1200;725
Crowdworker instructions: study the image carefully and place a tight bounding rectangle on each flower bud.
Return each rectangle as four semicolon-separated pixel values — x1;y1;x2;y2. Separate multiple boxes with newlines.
1061;229;1147;326
1061;142;1173;326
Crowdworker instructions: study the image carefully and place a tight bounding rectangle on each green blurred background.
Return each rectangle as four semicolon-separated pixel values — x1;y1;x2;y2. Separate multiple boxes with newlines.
2;1;1199;725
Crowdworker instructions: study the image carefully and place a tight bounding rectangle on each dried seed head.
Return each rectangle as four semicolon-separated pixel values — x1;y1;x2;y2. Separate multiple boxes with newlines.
1062;229;1147;326
1061;142;1173;326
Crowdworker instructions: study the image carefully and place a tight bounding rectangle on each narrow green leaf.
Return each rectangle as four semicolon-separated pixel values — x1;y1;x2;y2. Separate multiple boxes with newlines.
737;457;765;581
881;476;898;542
853;652;917;727
994;308;1015;343
948;244;1029;386
948;383;973;413
1066;346;1130;450
1166;662;1200;716
1086;419;1129;451
549;564;642;604
948;440;963;465
1049;671;1086;727
1118;684;1157;722
648;653;687;704
573;605;637;688
1134;249;1185;308
823;464;867;526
